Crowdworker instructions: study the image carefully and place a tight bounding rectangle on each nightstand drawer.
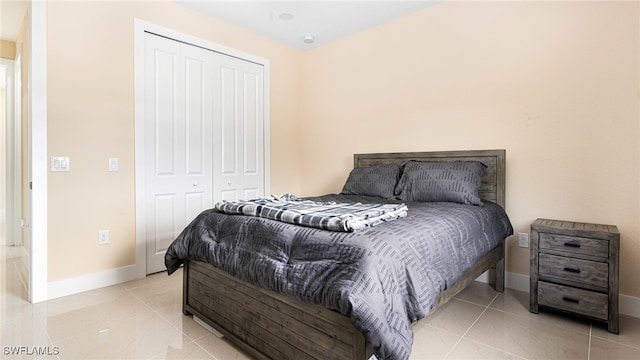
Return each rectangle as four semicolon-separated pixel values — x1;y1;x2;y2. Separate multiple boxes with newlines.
539;233;608;259
538;253;608;289
538;281;608;320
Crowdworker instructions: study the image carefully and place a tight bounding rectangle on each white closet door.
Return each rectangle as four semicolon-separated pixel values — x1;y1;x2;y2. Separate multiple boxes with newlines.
144;33;214;274
213;56;265;202
142;31;266;274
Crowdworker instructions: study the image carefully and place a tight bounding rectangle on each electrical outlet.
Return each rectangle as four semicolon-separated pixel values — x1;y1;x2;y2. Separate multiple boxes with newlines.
98;230;109;245
518;232;529;248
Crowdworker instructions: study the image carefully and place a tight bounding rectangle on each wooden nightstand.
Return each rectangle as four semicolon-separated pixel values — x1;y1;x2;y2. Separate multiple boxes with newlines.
529;218;619;334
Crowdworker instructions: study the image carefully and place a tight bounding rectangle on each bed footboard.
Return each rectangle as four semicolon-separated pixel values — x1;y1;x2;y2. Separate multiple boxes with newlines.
183;260;372;360
182;243;504;360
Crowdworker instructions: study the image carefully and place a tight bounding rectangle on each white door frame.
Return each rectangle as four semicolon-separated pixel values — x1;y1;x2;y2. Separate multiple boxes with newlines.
30;0;48;303
1;58;16;246
133;19;270;278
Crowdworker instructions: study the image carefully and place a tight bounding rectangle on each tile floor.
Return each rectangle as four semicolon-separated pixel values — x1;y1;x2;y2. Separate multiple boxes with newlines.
2;243;639;359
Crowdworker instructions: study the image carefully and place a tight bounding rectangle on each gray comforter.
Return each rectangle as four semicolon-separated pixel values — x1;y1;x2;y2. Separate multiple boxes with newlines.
165;194;513;360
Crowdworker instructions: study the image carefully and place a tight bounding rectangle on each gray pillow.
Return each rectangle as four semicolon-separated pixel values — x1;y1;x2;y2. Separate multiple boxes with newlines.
395;161;487;205
341;164;401;199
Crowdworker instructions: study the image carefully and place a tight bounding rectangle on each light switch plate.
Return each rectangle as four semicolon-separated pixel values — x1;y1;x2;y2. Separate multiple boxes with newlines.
108;157;119;172
51;156;70;172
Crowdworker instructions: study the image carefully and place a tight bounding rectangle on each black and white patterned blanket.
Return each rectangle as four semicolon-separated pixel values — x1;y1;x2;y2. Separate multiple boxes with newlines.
166;194;513;360
215;194;408;232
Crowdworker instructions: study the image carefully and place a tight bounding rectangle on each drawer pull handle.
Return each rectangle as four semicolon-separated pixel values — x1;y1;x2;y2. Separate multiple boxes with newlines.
564;242;581;248
562;296;580;304
563;267;581;274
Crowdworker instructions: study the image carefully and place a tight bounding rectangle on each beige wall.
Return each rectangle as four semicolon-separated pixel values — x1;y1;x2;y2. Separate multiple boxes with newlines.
299;1;640;298
46;1;640;300
46;1;301;281
0;39;16;60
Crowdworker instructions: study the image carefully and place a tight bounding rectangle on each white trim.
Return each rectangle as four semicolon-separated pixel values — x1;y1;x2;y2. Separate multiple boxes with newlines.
133;19;147;280
47;265;138;300
135;20;269;66
478;271;640;319
44;269;640;318
133;19;271;278
620;294;640;319
19;245;29;288
30;0;48;303
13;53;22;248
1;58;18;249
505;271;530;293
474;270;528;291
1;59;14;236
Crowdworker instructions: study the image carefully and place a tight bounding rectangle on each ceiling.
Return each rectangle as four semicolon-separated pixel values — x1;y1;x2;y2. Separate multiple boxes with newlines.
0;1;441;50
174;1;441;50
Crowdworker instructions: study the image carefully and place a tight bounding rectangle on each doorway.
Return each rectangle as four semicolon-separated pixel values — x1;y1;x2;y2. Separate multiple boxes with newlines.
2;55;26;272
0;1;48;303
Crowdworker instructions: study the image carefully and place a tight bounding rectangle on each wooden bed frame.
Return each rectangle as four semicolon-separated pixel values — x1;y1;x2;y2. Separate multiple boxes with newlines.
182;149;507;360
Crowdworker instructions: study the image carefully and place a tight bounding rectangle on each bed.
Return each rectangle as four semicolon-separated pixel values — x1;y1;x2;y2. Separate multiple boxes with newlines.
165;149;512;360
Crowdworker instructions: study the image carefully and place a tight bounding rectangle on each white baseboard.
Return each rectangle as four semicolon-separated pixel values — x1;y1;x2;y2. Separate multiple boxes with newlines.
18;246;29;287
44;266;640;319
47;265;139;300
620;294;640;319
505;271;530;292
477;271;640;318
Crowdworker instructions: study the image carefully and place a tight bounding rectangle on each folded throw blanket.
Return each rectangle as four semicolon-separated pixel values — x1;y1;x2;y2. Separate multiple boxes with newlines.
215;194;408;232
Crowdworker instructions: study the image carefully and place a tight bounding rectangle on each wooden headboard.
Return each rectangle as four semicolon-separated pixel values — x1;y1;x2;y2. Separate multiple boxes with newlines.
354;149;506;208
